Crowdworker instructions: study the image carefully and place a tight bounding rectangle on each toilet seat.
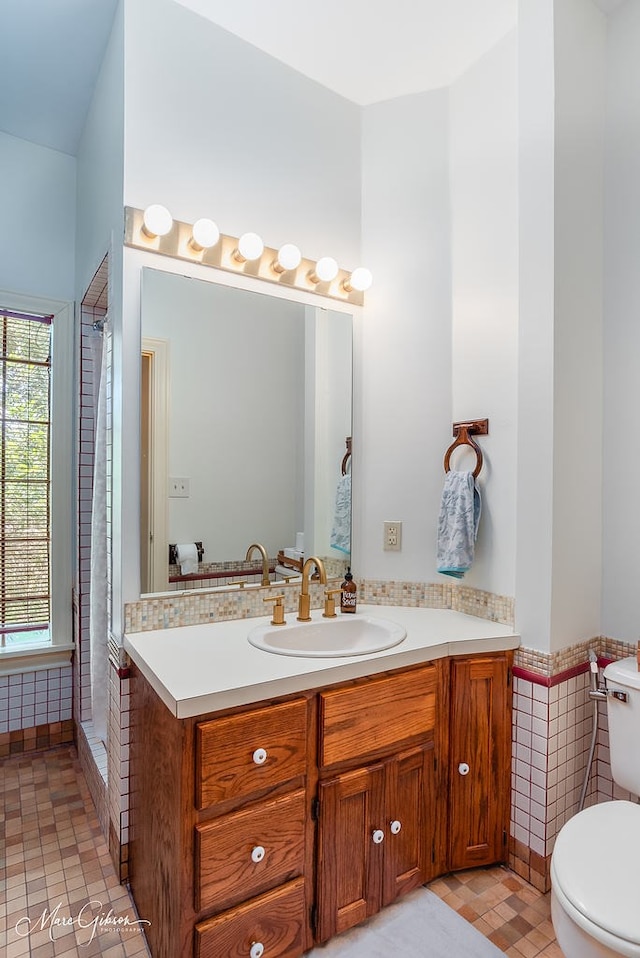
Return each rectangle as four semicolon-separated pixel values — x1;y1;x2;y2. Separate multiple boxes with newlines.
551;801;640;957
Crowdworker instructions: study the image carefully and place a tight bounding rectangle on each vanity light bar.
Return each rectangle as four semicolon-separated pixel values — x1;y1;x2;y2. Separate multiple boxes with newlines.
124;206;370;305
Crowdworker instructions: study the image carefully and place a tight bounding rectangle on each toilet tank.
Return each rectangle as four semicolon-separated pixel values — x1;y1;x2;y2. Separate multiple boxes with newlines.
604;656;640;796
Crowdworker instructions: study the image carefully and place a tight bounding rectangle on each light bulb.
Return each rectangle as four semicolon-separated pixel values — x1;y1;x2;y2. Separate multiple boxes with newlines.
235;232;264;263
310;256;338;284
190;218;220;251
344;267;373;292
273;243;302;273
142;204;173;238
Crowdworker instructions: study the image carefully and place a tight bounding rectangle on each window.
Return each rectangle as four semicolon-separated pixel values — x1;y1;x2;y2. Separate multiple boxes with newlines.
0;292;73;670
0;310;52;649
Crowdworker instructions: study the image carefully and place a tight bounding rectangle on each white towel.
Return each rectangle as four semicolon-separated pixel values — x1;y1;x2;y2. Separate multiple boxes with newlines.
331;473;351;555
436;471;481;578
176;543;199;575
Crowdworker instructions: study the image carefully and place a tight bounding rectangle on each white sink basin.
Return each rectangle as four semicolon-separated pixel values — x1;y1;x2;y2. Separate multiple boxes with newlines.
247;613;407;657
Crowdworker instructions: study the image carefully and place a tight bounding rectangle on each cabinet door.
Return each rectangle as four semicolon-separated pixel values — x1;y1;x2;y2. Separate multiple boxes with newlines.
383;744;434;906
316;764;385;943
449;655;511;870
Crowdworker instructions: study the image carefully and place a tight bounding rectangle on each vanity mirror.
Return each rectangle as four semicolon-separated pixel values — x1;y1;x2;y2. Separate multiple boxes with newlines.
140;267;352;596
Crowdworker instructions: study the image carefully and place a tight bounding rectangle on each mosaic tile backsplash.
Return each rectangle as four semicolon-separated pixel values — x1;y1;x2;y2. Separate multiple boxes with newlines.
125;578;515;633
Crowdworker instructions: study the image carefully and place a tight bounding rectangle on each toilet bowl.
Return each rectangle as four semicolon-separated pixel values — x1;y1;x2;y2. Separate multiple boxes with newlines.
551;800;640;957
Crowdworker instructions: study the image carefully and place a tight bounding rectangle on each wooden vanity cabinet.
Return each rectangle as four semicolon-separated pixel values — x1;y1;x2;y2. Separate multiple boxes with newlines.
448;653;512;871
129;649;511;958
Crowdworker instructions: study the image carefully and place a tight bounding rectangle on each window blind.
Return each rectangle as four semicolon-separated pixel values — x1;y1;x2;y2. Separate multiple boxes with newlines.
0;308;52;644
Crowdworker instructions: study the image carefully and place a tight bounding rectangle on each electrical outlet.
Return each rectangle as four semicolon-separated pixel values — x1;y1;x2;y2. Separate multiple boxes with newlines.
169;477;190;498
383;521;402;552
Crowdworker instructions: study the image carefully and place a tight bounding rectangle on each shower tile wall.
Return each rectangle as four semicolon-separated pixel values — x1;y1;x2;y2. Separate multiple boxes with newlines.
75;302;106;725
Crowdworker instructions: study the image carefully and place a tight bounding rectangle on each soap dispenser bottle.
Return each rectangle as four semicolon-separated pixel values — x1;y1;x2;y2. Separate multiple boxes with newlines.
340;567;357;613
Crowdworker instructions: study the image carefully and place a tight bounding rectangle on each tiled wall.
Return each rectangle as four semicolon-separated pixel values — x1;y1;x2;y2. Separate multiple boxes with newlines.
107;645;131;880
509;637;637;892
0;667;74;756
75;302;107;725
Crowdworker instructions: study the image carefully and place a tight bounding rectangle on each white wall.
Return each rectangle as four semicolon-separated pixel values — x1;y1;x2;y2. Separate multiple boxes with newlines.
602;0;640;640
516;0;606;653
76;0;124;300
0;133;75;301
551;0;605;650
75;0;125;302
118;0;362;606
449;30;519;598
358;90;452;583
122;0;361;264
75;1;127;632
516;0;557;652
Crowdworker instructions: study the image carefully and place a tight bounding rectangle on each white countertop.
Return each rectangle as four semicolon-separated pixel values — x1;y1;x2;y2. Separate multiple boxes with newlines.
123;604;520;719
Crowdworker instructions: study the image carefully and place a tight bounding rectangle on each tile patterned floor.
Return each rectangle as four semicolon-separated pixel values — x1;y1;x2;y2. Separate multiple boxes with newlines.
0;745;565;957
430;869;564;957
1;747;149;957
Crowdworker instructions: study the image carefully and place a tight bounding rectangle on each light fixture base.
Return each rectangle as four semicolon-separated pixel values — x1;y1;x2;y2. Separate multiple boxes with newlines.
124;207;365;305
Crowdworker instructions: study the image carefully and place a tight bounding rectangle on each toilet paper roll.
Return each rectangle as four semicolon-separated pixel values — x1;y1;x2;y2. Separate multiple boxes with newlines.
176;543;198;575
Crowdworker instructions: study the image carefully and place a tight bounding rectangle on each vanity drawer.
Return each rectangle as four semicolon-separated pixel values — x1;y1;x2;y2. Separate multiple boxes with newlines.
196;699;308;809
195;877;305;958
319;665;436;769
195;788;306;912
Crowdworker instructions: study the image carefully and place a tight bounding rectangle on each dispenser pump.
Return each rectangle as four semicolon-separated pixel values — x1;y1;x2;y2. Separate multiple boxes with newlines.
340;567;357;614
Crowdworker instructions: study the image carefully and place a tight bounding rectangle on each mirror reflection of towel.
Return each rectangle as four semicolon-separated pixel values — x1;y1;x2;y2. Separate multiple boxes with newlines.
331;473;351;555
436;471;481;578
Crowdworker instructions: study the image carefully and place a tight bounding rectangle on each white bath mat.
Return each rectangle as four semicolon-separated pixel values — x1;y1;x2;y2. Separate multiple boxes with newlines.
307;886;503;957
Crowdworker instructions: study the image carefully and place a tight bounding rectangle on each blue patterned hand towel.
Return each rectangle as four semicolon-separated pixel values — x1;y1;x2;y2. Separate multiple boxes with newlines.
330;473;351;554
436;470;481;578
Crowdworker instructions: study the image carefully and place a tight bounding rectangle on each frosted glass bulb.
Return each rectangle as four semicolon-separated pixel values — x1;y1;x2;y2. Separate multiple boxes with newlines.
142;204;173;237
237;232;264;262
276;243;302;271
348;267;373;292
191;218;220;250
314;256;338;282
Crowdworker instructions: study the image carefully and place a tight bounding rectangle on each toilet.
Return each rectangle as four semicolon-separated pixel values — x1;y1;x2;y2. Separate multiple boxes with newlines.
551;657;640;957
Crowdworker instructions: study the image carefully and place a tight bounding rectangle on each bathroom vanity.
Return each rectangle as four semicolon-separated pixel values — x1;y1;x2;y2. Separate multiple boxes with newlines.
124;606;518;958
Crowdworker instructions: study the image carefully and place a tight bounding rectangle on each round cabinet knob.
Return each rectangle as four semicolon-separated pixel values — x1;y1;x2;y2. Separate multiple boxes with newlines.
252;748;267;766
251;845;266;863
372;829;385;845
458;762;470;776
390;820;402;835
250;943;264;958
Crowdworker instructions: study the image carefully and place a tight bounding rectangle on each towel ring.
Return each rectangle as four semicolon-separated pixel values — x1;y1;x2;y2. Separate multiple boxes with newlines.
444;425;483;479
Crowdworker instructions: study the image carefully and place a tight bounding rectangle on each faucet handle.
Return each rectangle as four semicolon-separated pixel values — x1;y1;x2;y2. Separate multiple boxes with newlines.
323;588;343;619
263;594;286;626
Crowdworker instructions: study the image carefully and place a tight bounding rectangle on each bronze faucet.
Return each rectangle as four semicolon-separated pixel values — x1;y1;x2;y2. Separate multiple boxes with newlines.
297;556;327;621
245;543;270;587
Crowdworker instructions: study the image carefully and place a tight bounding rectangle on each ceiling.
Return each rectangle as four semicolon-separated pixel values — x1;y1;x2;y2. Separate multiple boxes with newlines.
0;0;627;158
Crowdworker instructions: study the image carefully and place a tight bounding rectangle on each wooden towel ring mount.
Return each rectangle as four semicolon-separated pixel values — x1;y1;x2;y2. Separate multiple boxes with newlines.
443;419;489;479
